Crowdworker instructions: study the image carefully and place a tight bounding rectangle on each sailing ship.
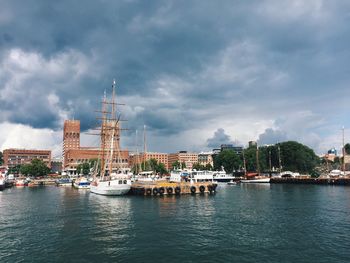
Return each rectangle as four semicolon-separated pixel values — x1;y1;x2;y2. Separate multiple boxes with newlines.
240;144;270;183
90;80;131;196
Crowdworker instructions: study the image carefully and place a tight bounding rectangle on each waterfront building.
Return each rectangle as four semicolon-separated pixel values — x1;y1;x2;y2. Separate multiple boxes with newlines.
62;120;80;168
324;148;337;162
212;148;221;154
249;141;257;148
3;149;52;169
198;152;214;167
344;155;350;171
129;152;169;170
220;144;243;155
168;151;198;170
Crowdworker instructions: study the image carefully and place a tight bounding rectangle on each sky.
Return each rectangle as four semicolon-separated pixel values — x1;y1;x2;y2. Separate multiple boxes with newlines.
0;0;350;158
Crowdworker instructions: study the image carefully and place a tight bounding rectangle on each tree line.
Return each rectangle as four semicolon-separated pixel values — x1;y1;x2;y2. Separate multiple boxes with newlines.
213;141;320;175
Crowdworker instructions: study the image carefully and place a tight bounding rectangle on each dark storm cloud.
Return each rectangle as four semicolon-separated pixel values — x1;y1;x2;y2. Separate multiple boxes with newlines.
1;0;350;153
207;128;234;148
257;128;288;146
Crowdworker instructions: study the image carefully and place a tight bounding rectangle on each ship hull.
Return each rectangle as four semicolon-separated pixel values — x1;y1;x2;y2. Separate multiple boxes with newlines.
90;180;131;196
240;178;270;183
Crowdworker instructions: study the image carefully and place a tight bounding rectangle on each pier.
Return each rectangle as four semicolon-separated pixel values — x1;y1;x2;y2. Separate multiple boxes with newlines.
271;177;350;186
28;178;57;186
130;181;217;196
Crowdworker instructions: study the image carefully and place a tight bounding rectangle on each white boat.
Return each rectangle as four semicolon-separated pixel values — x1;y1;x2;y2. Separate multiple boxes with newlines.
227;180;237;185
90;176;131;196
240;177;270;183
170;169;214;183
213;170;236;182
89;80;131;196
73;177;90;189
56;178;73;186
0;177;5;191
15;179;26;187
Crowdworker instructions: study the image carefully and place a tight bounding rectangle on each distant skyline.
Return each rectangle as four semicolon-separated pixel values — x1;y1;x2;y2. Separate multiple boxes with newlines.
0;0;349;157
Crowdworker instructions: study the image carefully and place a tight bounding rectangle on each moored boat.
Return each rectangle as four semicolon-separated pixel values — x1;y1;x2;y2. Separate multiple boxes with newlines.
89;80;132;196
73;177;90;189
15;179;27;187
240;176;270;183
213;170;236;182
0;177;5;191
90;176;131;196
56;178;73;186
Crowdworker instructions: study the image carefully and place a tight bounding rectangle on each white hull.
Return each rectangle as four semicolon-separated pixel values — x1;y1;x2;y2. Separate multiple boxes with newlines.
241;178;270;183
0;179;4;190
73;183;90;189
73;177;90;189
90;180;131;196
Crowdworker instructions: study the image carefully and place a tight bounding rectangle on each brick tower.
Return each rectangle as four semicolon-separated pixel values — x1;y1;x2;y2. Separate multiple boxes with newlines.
63;120;80;168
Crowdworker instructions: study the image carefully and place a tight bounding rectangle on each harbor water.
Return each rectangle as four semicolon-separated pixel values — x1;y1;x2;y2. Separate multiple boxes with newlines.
1;184;350;263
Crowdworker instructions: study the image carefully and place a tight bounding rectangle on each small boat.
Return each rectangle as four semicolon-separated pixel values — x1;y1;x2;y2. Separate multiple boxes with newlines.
227;180;237;185
240;177;270;183
15;179;26;187
213;170;236;182
56;178;73;186
0;176;5;191
73;177;90;189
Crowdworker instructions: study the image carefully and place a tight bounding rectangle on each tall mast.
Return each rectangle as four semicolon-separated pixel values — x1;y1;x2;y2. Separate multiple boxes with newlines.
100;90;107;180
256;144;260;175
278;144;282;173
242;149;247;176
135;129;141;174
342;126;345;172
143;124;147;170
108;81;117;176
269;147;272;173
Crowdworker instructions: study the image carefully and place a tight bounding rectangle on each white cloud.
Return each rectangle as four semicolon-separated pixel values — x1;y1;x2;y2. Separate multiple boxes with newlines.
0;122;62;158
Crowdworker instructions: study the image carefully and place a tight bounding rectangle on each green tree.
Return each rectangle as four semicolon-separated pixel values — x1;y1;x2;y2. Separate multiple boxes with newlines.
155;162;168;175
243;146;258;172
0;151;3;165
205;163;213;170
172;161;181;169
77;160;96;175
133;159;168;175
214;150;242;173
345;143;350;155
20;164;32;176
278;141;320;173
192;163;207;170
8;165;21;175
19;159;50;177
